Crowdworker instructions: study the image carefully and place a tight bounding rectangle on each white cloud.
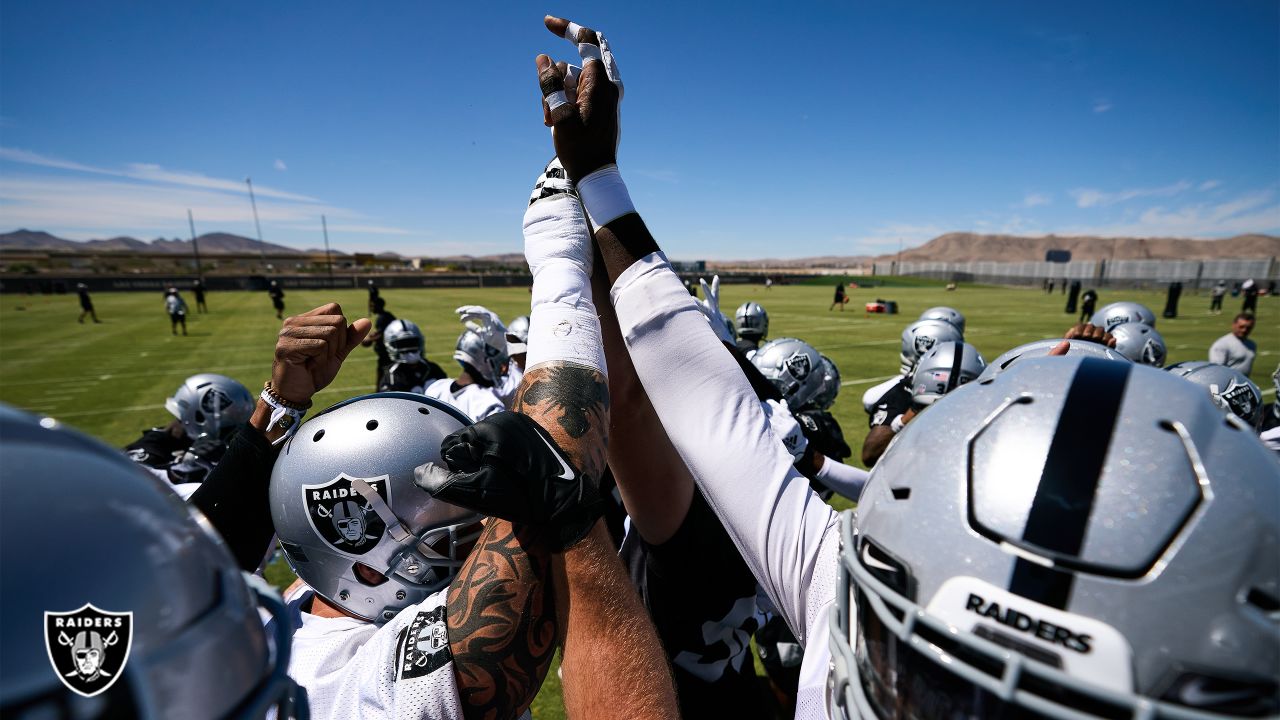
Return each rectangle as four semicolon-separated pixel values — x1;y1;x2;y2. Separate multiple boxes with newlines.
1092;99;1112;114
0;147;316;202
1060;189;1280;238
274;159;288;171
1070;180;1192;208
1022;192;1051;207
1198;179;1221;191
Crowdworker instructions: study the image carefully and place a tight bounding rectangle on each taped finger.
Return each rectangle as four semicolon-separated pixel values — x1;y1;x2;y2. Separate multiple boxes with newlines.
538;56;576;124
598;32;623;91
564;63;581;103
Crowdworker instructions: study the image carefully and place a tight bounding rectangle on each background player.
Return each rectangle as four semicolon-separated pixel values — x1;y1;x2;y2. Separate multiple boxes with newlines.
377;318;446;393
268;280;285;320
423;306;508;420
361;296;397;387
164;286;188;336
76;282;100;323
193;278;208;312
124;373;254;489
735;301;769;357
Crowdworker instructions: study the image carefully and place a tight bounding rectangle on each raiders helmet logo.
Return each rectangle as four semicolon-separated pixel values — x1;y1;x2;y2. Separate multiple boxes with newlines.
784;352;812;381
303;474;390;556
1105;314;1128;330
44;605;133;697
1141;339;1165;366
1220;381;1257;419
914;335;936;355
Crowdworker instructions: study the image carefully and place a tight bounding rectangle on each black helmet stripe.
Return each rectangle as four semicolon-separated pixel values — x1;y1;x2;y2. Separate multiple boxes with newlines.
1007;357;1132;609
946;342;964;393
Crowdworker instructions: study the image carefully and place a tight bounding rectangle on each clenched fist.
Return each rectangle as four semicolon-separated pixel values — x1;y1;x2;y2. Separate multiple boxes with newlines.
272;303;371;405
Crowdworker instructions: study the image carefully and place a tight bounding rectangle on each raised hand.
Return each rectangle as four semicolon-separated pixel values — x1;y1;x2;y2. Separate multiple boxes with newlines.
272;303;371;405
695;275;735;343
536;16;623;181
1063;322;1117;348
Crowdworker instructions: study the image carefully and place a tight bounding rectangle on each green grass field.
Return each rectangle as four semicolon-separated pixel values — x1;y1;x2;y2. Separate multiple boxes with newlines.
1;281;1274;718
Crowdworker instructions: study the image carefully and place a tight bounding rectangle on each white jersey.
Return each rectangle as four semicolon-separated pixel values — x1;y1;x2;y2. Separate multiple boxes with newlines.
611;252;839;719
165;294;187;314
494;362;524;409
861;374;904;413
275;585;464;720
423;379;505;421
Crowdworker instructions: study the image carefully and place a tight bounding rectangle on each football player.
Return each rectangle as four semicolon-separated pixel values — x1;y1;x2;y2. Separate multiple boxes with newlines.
735;301;769;357
189;299;678;720
164;286;188;336
0;405;305;719
268;280;285;320
377;318;447;393
860;318;962;467
908;341;987;407
1108;321;1167;367
76;282;100;323
494;314;530;408
1166;361;1264;428
531;35;1280;718
361;296;398;387
1262;365;1280;454
193;278;208;312
123;373;254;490
421;306;508;421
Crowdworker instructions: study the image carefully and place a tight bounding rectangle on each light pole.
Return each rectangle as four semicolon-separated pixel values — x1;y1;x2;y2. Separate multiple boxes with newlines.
245;177;267;270
187;209;202;280
321;215;335;284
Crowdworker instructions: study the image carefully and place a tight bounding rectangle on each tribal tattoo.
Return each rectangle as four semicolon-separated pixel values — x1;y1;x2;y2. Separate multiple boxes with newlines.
514;362;609;478
447;519;557;720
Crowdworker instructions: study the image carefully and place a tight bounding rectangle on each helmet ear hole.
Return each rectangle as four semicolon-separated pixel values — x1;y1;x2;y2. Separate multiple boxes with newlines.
353;562;388;587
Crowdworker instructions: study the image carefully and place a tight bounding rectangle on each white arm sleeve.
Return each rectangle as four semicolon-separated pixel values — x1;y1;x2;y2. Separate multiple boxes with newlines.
814;457;871;501
610;251;839;647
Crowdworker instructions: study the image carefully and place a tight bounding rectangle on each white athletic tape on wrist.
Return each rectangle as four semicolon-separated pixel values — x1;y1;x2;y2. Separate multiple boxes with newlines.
576;165;635;227
578;43;602;64
545;90;569;113
523;192;593;309
889;414;906;433
526;304;607;376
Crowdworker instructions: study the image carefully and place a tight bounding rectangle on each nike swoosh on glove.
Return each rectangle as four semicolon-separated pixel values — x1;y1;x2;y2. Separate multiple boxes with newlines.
413;412;603;552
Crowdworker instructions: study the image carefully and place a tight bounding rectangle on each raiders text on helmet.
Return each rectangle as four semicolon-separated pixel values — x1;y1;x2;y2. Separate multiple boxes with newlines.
1166;361;1264;427
909;341;987;406
164;374;254;441
828;357;1280;719
383;318;426;364
899;319;964;375
1109;321;1167;367
917;306;966;334
0;405;303;718
1090;301;1157;333
735;302;769;341
751;337;826;410
269;393;483;623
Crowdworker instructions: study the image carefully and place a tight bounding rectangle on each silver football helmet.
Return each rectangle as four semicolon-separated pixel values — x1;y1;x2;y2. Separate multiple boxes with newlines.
1166;361;1264;427
454;329;509;386
736;302;769;341
752;338;826;410
165;373;254;440
978;338;1131;383
0;405;303;719
383;319;425;364
1090;301;1157;333
918;306;966;334
269;393;483;623
829;357;1280;719
810;355;842;411
1109;322;1167;367
505;315;530;355
899;319;964;375
909;341;986;406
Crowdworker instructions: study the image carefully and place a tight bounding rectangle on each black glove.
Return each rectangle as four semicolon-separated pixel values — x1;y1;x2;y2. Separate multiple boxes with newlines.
413;412;603;552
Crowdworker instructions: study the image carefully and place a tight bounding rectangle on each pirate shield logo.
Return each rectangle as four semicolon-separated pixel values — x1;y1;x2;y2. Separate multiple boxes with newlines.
44;605;133;697
303;474;390;556
914;335;937;356
1220;381;1258;421
784;351;812;381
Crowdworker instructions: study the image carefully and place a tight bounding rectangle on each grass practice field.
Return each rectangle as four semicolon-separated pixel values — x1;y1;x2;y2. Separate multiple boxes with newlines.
1;280;1275;718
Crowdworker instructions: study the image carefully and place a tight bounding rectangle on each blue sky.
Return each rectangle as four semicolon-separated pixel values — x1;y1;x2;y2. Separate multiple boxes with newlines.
1;0;1276;259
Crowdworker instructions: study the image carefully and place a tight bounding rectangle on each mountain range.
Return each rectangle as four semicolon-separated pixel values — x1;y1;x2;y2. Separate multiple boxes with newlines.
2;229;1277;266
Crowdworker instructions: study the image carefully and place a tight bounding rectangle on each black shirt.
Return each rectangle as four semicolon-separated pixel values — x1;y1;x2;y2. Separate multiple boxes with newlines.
77;288;92;308
620;491;770;720
868;378;913;428
379;360;447;393
796;409;851;461
123;429;229;484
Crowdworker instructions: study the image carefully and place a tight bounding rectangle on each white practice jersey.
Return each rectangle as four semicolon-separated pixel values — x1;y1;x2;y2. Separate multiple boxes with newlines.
611;252;840;719
494;362;524;409
423;379;505;421
275;585;464;720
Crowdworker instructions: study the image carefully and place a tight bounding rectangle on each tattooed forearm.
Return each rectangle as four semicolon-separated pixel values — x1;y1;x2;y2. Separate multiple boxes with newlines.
447;519;557;720
514;362;610;478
